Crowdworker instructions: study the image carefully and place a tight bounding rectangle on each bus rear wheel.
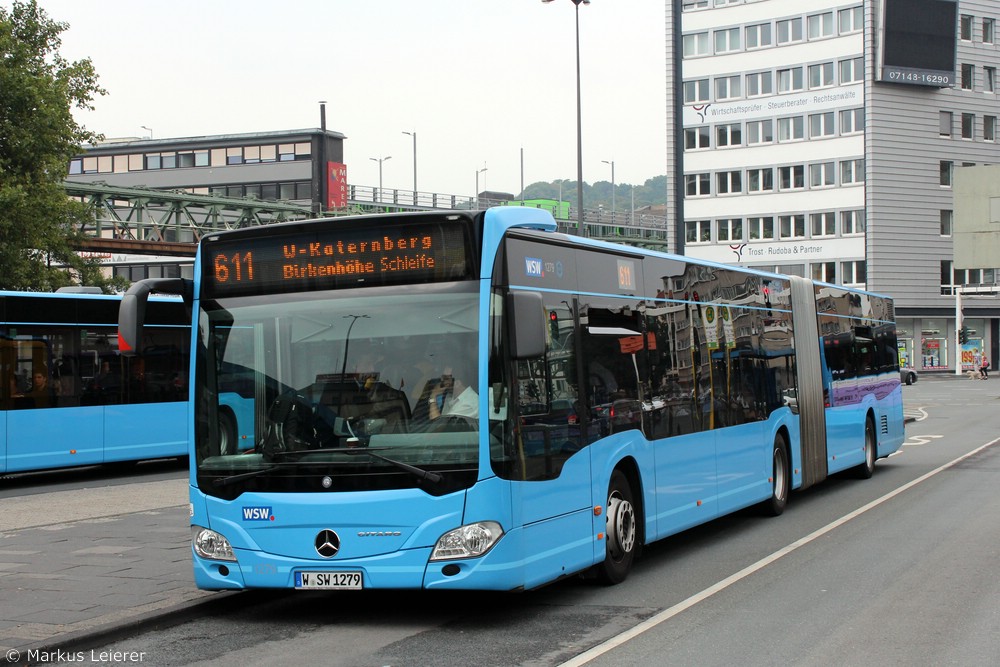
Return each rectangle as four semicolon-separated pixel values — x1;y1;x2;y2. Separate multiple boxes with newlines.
763;434;790;516
854;418;876;479
598;469;637;585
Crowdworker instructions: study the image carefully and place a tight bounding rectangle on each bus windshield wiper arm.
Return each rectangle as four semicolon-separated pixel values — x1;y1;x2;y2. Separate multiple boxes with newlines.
213;465;280;487
341;448;443;484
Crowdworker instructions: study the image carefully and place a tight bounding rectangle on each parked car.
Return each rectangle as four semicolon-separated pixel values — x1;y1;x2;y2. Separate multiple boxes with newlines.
900;367;918;385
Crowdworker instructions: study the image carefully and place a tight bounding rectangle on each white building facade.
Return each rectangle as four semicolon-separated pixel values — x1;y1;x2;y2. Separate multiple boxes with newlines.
676;0;1000;373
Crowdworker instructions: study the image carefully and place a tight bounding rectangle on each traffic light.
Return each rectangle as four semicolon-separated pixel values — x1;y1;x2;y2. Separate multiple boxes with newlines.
959;326;969;344
549;310;559;342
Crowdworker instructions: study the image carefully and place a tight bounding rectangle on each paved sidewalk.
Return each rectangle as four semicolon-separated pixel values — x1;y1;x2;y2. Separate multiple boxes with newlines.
0;479;223;663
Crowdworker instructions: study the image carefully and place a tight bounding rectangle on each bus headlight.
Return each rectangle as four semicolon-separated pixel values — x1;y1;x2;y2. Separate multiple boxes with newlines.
192;526;237;562
430;521;503;561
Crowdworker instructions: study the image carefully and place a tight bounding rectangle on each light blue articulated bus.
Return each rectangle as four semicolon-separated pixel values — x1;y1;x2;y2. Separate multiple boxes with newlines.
118;208;904;591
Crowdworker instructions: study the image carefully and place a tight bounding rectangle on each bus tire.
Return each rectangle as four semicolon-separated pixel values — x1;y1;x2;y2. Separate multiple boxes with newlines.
597;469;638;585
763;433;790;517
854;418;876;479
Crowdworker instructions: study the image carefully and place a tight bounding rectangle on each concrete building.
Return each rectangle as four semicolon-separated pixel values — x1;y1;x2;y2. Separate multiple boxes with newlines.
67;127;346;281
676;0;1000;373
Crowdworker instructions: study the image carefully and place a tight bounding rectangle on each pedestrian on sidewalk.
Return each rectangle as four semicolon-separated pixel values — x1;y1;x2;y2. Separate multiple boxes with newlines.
980;354;990;379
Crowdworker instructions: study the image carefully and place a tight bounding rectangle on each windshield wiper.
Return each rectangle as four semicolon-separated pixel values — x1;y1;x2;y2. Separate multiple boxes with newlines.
212;447;443;486
213;465;281;487
341;448;443;484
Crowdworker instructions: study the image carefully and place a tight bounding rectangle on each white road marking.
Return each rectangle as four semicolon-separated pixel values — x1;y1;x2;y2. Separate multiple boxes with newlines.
560;436;1000;667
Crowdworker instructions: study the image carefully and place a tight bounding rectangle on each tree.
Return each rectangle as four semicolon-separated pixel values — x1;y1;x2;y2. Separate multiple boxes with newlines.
0;0;119;291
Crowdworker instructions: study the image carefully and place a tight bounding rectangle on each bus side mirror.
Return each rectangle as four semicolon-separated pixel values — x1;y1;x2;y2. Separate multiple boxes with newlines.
118;278;189;357
507;290;546;360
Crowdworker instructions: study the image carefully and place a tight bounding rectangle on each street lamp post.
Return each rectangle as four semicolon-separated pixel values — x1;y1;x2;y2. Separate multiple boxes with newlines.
369;155;391;203
476;165;488;208
141;126;153;139
602;159;615;221
402;131;417;203
543;0;589;236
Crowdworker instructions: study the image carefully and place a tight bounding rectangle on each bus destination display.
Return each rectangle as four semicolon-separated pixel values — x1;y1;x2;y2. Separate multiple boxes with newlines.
204;221;470;297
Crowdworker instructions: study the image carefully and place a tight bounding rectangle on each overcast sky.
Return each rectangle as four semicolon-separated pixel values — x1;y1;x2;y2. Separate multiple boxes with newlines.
33;0;667;198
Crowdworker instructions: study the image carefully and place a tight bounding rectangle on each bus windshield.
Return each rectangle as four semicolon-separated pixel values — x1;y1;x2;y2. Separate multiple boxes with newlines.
196;283;480;499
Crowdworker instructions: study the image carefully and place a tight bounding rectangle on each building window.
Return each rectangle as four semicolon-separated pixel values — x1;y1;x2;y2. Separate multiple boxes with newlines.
747;119;774;144
840;108;864;134
810;211;836;236
777;116;804;141
960;14;973;41
940;111;953;136
962;113;975;139
808;62;835;88
716;170;742;194
685;126;710;150
809;111;835;138
941;260;954;295
746;71;773;97
747;168;774;192
940;160;953;186
985;18;996;44
715;123;742;147
684;79;710;103
838;6;863;33
682;0;709;10
776;17;803;44
145;154;161;170
748;216;775;240
686;220;711;243
745;22;772;49
686;173;711;196
716;218;743;242
812;262;836;282
841;158;865;185
809;162;836;188
714;27;741;53
68;158;82;175
128;154;143;171
842;209;866;235
178;152;196;168
777;67;804;92
807;12;834;39
226;147;243;165
986;116;997;142
840;57;864;84
961;63;974;90
940;209;953;236
683;31;710;57
778;165;805;190
779;214;806;239
841;261;866;285
985;67;996;93
715;75;741;100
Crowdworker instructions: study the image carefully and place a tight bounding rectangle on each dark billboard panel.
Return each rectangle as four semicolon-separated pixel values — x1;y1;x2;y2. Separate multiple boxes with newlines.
880;0;957;87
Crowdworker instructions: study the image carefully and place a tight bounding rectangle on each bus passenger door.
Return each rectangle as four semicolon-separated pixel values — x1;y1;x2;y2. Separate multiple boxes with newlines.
510;298;595;586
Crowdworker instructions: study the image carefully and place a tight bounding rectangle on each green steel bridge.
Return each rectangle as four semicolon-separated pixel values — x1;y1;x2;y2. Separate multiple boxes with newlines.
66;181;671;257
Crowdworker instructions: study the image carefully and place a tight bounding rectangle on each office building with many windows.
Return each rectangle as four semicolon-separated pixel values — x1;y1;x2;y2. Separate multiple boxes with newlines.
676;0;1000;373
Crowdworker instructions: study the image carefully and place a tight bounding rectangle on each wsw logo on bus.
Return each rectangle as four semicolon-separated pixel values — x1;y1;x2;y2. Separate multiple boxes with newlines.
242;506;275;521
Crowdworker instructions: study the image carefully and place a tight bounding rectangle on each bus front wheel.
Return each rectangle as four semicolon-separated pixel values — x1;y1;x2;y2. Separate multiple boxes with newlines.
598;469;637;585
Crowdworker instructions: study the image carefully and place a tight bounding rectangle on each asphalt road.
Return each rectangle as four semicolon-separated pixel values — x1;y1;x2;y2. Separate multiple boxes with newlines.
15;375;1000;666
